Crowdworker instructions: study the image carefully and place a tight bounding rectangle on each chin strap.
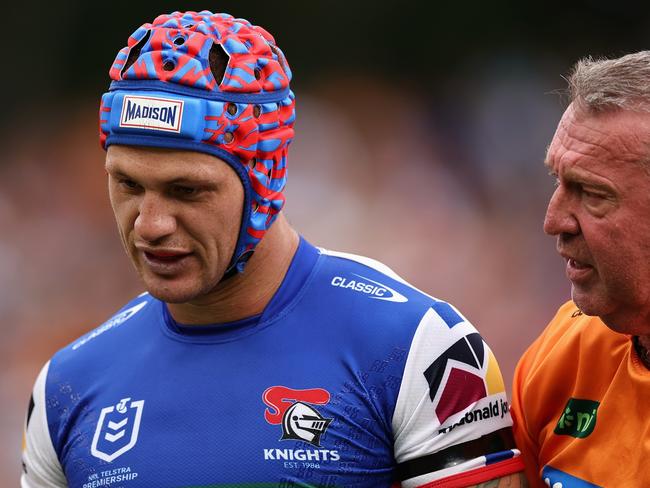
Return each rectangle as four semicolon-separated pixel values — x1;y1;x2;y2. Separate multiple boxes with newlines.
221;250;254;282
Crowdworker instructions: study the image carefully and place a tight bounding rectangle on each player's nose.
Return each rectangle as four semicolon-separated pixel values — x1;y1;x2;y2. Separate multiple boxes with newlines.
134;192;177;242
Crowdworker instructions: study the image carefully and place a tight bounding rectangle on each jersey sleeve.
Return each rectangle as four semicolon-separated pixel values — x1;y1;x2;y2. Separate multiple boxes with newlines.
21;361;67;488
392;304;524;488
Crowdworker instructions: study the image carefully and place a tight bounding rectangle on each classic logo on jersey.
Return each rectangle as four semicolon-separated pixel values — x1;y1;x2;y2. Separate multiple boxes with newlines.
424;332;506;425
542;465;602;487
263;386;333;447
73;301;148;350
91;398;145;462
554;398;600;439
119;95;184;132
330;274;408;303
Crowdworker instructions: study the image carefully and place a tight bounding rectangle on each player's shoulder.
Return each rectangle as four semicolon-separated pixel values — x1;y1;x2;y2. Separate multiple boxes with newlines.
315;247;476;337
317;247;441;308
51;292;158;366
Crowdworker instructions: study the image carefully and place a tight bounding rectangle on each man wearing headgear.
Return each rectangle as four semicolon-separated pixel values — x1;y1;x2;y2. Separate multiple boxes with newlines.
21;11;525;487
511;51;650;487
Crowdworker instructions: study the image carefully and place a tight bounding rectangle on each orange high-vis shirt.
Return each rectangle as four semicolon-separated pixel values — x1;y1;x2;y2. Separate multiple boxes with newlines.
511;301;650;487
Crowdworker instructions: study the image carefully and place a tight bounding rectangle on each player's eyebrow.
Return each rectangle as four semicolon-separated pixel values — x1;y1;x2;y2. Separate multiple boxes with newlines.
104;165;134;180
107;168;129;178
165;177;218;189
108;165;220;191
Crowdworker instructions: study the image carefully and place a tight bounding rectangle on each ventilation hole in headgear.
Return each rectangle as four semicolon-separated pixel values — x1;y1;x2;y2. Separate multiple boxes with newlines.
253;105;261;118
226;103;237;116
252;202;259;212
163;60;175;71
121;29;152;78
248;158;257;170
254;68;262;80
173;37;185;46
224;132;234;144
209;42;229;85
185;24;194;29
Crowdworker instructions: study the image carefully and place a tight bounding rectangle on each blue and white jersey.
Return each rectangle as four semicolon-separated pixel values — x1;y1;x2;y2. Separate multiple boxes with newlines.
22;238;522;487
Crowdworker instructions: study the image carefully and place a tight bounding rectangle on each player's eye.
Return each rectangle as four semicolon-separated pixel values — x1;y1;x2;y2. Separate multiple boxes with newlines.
171;185;200;198
119;178;142;191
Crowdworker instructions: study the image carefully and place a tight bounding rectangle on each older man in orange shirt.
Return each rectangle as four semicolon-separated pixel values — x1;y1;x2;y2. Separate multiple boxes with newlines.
512;51;650;487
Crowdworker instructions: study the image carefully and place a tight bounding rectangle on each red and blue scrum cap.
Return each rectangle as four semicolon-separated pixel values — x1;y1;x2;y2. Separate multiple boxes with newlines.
99;11;296;273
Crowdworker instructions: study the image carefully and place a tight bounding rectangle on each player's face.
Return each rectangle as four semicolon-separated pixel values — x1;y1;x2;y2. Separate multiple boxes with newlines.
544;104;650;333
105;146;243;304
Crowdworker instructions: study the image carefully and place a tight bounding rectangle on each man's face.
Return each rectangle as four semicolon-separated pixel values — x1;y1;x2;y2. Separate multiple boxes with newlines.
544;104;650;333
105;145;244;304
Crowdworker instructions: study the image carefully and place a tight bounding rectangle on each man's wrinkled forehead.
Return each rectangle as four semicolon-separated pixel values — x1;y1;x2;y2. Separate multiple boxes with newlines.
544;103;650;170
544;105;578;170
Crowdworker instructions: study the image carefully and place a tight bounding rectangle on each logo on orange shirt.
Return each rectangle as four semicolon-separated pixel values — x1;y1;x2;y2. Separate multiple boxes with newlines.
554;398;600;438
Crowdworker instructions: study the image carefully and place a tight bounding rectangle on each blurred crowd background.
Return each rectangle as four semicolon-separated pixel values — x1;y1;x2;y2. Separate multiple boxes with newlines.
3;1;650;483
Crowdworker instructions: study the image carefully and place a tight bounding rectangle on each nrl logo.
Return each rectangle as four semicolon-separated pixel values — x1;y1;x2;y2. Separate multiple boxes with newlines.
91;397;145;462
263;386;333;447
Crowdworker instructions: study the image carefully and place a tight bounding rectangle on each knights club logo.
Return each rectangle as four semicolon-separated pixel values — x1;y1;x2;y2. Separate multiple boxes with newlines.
91;397;145;462
263;386;333;447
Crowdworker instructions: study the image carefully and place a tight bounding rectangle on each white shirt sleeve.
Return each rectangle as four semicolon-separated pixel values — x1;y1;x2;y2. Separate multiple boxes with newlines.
392;305;519;487
21;361;67;488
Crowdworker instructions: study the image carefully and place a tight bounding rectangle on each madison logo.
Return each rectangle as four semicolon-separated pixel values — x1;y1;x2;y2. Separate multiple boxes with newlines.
119;95;183;132
424;332;506;424
263;386;333;447
91;398;145;462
